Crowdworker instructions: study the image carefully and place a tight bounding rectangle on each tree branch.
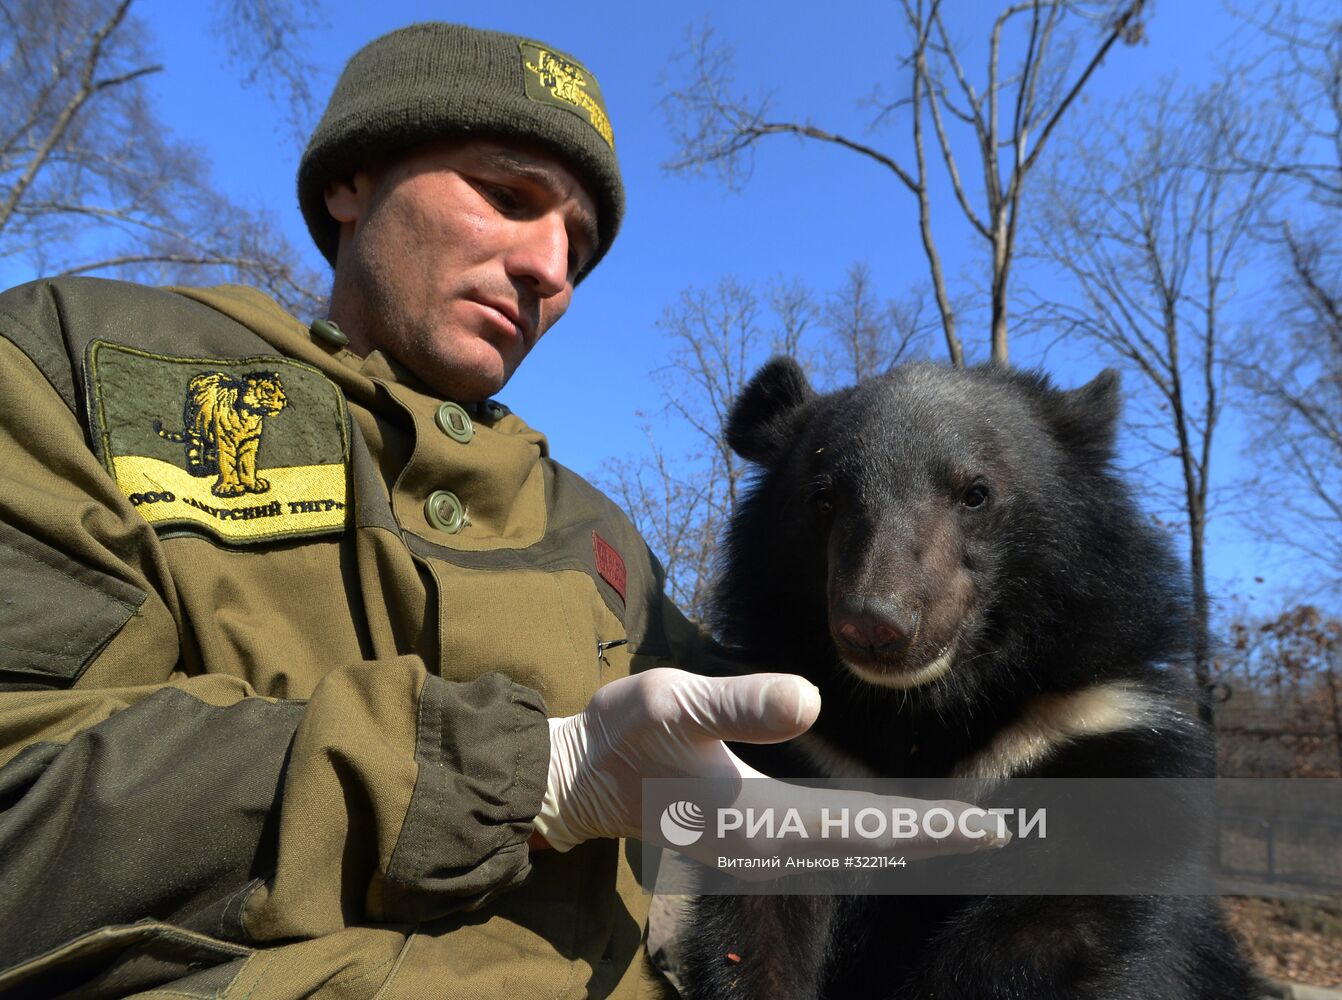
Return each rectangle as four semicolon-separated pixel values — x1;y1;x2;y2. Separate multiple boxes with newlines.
1021;0;1146;175
0;0;159;235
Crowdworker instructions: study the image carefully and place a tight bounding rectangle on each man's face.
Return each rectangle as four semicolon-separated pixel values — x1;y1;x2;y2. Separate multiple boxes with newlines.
325;138;599;401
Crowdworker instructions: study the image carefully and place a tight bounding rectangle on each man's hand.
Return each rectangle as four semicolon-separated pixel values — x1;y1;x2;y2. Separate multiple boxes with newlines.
531;668;1006;868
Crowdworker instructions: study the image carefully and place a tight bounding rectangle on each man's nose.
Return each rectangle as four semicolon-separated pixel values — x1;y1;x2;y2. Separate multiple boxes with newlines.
507;212;570;297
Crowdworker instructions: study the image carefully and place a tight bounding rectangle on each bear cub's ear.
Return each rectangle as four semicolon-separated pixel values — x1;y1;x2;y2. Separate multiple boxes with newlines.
1050;368;1121;463
726;357;816;466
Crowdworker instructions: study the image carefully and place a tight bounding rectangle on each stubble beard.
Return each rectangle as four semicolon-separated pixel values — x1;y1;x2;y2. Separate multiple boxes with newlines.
346;238;507;403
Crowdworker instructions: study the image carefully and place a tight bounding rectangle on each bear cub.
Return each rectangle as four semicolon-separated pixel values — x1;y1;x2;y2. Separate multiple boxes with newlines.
680;359;1258;1000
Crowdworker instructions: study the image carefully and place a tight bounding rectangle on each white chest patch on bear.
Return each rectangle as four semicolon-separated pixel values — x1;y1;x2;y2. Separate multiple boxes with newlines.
951;683;1181;782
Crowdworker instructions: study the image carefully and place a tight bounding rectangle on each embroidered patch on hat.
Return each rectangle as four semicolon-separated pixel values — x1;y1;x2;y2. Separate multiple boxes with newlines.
519;40;615;149
85;340;350;544
592;530;626;602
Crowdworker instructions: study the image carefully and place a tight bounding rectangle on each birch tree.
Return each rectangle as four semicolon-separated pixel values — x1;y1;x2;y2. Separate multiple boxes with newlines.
0;0;324;315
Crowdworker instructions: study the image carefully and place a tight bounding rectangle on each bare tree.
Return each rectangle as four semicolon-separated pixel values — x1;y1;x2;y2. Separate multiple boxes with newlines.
602;442;721;619
598;277;818;618
821;262;930;385
212;0;324;143
1031;83;1280;721
1226;2;1340;211
1223;3;1342;593
0;0;325;316
760;276;817;364
1235;226;1342;592
663;0;1148;366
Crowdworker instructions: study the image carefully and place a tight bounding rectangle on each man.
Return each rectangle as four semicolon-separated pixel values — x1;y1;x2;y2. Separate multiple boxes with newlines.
0;23;988;999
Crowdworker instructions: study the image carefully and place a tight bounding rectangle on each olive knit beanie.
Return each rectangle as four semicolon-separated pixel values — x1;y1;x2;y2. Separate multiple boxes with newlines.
299;23;623;280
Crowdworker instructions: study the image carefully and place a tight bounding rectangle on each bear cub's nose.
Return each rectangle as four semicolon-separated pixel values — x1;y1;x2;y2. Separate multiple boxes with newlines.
833;594;915;660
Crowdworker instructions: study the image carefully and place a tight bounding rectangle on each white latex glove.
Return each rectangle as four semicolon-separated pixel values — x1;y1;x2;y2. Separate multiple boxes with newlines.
532;667;1006;868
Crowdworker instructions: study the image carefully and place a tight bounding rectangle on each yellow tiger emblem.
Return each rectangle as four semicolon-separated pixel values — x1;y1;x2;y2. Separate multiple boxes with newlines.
154;371;288;497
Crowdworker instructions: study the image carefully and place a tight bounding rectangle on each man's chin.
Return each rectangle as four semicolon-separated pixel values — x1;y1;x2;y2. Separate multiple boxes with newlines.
423;355;513;403
385;330;522;402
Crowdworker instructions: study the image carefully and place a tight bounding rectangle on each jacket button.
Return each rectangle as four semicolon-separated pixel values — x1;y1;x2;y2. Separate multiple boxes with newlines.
435;401;475;443
310;318;349;347
425;490;465;533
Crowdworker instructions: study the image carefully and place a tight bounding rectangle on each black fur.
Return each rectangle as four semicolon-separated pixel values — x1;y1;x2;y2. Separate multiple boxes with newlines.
681;359;1259;1000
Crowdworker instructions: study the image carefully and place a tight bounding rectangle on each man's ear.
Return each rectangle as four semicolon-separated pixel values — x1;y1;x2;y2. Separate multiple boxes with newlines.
324;175;365;225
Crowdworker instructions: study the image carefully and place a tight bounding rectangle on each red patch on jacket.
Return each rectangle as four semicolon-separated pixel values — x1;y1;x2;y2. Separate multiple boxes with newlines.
592;531;626;602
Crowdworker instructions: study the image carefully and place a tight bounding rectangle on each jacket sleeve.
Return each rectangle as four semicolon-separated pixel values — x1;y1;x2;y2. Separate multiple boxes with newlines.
0;332;550;970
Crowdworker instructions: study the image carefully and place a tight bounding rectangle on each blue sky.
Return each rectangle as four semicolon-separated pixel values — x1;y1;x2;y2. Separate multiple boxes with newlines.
31;1;1331;616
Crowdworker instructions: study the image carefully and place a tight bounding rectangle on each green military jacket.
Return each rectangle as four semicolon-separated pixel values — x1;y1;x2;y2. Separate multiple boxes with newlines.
0;278;697;999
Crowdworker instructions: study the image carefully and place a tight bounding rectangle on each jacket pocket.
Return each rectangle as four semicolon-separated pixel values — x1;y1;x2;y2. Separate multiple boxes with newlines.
433;565;610;718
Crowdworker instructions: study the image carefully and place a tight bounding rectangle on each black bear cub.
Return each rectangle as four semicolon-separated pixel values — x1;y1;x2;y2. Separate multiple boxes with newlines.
680;359;1258;1000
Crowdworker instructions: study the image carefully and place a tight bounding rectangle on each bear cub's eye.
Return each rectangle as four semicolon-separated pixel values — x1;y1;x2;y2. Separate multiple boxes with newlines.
806;479;835;515
960;481;991;509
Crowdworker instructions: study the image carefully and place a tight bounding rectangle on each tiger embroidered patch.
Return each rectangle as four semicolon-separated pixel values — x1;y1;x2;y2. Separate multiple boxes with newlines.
86;341;349;544
153;370;288;498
